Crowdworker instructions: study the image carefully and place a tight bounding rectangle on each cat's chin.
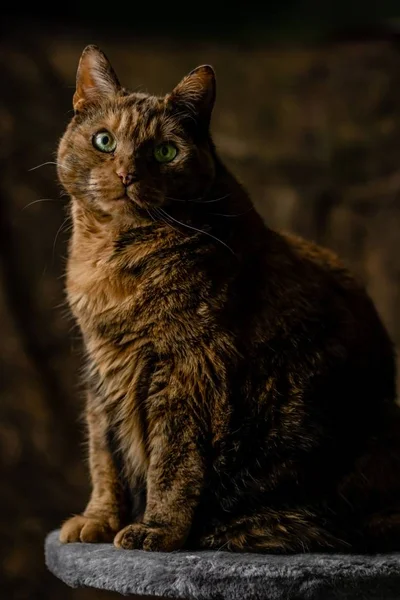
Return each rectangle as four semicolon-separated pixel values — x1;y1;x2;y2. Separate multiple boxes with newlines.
95;194;161;217
126;190;164;210
84;195;137;217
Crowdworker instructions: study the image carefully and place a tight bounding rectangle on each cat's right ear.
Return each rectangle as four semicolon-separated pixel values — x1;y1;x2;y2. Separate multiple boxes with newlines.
73;45;121;113
167;65;216;127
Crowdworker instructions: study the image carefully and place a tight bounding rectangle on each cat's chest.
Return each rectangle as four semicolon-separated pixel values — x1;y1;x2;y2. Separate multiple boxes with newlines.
88;331;159;482
67;252;131;323
67;249;205;363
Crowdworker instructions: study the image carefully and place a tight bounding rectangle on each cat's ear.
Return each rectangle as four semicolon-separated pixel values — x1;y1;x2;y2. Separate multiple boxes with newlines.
73;45;121;112
168;65;216;126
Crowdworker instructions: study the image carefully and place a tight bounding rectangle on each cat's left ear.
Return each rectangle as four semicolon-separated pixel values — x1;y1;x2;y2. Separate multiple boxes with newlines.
168;65;216;126
73;45;121;112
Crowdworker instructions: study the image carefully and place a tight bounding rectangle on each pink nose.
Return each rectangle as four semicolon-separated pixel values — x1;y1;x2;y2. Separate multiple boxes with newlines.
117;171;135;186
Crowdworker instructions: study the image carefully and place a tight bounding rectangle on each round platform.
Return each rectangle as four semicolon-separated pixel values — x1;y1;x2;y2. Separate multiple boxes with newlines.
45;530;400;599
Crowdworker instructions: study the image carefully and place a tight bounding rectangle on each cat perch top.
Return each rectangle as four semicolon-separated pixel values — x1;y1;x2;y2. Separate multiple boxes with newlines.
45;530;400;599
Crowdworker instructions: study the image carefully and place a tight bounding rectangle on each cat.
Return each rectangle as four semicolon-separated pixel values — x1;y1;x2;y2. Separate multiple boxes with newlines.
58;45;400;553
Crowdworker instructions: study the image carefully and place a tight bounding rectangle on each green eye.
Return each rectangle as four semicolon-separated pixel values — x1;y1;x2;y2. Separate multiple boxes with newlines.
92;131;116;153
154;143;177;163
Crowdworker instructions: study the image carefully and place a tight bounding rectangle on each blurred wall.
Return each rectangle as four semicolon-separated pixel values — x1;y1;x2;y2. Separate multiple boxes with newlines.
1;15;400;599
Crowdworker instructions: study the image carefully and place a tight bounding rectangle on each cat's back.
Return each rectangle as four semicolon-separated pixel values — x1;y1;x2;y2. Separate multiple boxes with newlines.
278;230;357;287
255;228;394;371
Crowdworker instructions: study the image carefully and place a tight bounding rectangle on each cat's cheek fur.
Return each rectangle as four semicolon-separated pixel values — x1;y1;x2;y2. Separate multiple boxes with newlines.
165;155;215;203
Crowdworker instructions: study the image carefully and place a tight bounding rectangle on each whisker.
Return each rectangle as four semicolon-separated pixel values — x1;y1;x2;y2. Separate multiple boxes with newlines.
146;208;156;223
208;207;254;218
153;208;182;235
52;217;71;262
166;193;231;204
21;198;60;212
28;161;58;171
158;208;234;255
28;161;73;173
194;194;231;204
166;195;202;203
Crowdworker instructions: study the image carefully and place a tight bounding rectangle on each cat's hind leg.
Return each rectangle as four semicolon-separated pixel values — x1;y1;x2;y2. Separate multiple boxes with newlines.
198;508;349;553
359;509;400;552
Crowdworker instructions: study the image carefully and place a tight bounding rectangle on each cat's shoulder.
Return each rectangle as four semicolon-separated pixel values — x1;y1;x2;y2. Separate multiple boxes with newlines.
279;231;344;269
269;229;361;291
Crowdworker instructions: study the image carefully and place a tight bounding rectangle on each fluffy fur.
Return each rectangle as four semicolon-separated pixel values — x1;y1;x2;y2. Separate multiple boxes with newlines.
58;45;400;553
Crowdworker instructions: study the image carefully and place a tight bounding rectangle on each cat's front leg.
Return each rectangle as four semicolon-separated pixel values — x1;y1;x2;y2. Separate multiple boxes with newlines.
114;401;205;551
60;392;127;543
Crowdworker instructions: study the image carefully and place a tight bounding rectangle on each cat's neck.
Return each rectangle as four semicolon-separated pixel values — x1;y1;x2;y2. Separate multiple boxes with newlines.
210;153;252;208
192;155;266;243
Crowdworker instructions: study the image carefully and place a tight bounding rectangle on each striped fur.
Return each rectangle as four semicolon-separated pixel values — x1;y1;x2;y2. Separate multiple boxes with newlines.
58;46;400;553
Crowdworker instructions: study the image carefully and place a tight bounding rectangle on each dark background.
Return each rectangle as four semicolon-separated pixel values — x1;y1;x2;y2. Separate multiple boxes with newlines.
1;5;400;598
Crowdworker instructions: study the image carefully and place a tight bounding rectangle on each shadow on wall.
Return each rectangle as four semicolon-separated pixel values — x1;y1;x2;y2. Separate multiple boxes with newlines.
0;19;400;599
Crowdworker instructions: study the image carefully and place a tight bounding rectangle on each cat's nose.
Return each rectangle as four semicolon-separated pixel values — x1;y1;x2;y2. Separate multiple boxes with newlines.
117;170;136;186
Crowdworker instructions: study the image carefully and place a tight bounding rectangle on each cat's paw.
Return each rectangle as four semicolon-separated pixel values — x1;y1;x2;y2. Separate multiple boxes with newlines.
114;523;183;551
59;514;119;544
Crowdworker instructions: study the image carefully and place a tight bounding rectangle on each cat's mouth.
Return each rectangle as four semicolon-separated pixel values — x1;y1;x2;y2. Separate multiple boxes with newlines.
125;186;164;208
124;192;147;208
108;192;147;209
113;191;142;205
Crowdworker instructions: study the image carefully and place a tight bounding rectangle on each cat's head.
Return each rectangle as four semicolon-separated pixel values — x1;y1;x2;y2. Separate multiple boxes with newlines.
58;45;217;217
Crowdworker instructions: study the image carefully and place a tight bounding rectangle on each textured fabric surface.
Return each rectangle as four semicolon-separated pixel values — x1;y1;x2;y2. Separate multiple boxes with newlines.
45;530;400;599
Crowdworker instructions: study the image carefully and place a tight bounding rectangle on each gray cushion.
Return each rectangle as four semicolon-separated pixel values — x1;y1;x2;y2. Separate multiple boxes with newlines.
45;530;400;599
